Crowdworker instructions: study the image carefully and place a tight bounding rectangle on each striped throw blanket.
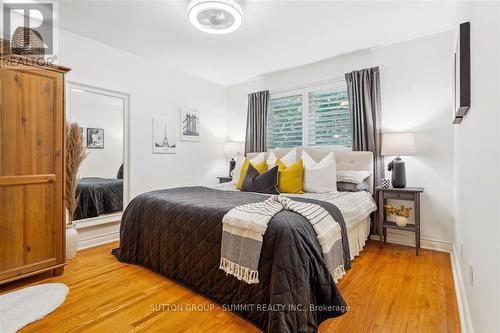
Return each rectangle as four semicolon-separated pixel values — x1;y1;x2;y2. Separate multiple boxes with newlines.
220;195;346;284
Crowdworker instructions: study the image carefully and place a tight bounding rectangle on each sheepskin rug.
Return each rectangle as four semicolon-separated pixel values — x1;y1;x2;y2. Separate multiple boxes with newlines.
0;283;68;333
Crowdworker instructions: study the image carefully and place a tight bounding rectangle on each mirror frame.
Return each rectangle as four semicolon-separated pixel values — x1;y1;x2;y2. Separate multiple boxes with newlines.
66;82;130;229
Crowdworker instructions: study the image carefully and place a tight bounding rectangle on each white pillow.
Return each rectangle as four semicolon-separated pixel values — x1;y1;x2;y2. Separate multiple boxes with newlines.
267;148;297;168
231;152;265;185
301;151;337;193
337;170;371;185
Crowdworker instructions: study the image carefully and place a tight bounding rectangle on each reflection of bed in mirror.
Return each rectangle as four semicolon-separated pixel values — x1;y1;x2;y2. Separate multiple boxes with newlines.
68;83;127;222
75;164;124;220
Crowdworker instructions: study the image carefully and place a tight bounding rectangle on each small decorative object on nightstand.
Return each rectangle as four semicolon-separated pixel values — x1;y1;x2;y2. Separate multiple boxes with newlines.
217;176;232;184
224;141;244;177
377;186;424;255
380;179;391;188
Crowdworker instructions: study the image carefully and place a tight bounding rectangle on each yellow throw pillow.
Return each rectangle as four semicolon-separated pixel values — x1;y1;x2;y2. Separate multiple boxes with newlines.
236;160;268;189
276;159;304;194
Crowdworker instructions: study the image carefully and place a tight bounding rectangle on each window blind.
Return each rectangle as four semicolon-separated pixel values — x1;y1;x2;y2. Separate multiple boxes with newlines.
267;94;303;149
307;88;351;146
267;83;352;149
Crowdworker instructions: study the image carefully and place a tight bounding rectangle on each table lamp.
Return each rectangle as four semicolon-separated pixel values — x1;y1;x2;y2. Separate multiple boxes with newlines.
381;133;416;188
224;141;243;177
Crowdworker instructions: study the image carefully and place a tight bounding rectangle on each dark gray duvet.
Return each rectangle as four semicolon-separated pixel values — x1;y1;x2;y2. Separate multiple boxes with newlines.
112;186;350;332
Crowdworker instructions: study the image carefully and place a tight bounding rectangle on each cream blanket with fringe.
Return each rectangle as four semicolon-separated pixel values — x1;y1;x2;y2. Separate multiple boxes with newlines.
220;195;345;284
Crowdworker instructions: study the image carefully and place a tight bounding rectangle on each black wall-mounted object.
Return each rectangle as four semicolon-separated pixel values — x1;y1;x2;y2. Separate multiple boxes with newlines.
453;22;471;124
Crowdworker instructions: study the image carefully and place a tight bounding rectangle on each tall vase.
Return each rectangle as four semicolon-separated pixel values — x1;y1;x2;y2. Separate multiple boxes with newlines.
65;210;78;259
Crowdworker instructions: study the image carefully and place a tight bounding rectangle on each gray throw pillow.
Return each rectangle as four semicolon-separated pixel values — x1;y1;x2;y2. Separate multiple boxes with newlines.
337;181;369;192
241;164;280;195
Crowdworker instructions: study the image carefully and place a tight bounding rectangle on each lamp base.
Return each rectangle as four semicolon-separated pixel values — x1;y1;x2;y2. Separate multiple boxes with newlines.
389;157;407;188
229;158;236;178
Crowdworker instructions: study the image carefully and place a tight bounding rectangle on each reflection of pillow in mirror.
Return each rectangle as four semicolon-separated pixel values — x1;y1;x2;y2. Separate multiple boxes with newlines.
267;148;296;168
117;163;123;179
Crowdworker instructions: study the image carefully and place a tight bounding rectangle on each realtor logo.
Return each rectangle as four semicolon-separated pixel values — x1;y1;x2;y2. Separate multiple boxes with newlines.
2;1;54;55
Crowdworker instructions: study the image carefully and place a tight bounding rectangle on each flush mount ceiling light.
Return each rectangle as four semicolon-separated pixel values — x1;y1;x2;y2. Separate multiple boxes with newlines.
188;0;243;34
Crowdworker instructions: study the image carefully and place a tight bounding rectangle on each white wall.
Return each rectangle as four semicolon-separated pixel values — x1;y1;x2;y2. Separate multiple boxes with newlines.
59;30;228;199
227;32;455;245
453;3;500;332
70;90;124;179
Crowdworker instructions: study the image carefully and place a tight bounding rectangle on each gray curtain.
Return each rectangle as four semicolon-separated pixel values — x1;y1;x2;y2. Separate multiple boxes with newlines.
345;67;383;232
244;90;269;155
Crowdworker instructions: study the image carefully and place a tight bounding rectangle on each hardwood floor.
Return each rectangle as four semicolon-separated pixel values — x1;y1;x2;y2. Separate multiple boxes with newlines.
0;241;460;333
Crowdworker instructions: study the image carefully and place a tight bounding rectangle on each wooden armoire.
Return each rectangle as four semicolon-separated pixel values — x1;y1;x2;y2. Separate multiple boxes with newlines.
0;55;71;284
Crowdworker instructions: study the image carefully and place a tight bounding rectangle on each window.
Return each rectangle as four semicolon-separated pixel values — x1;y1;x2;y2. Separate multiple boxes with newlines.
267;83;351;149
267;94;303;149
307;88;351;146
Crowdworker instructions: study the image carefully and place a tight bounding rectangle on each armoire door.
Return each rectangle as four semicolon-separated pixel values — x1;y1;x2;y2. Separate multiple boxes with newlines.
0;65;65;281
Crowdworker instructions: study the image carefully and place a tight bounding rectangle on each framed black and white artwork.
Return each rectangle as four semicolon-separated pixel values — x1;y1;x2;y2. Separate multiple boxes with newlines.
86;128;104;148
153;118;177;154
180;108;200;142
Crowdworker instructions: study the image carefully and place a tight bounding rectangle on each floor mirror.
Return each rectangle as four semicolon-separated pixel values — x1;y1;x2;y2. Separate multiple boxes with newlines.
67;82;130;228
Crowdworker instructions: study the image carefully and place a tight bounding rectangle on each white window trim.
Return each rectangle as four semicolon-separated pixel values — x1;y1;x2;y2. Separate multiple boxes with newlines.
269;80;351;150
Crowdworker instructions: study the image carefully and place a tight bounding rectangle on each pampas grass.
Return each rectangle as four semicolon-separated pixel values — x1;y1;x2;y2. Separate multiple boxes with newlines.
65;123;87;225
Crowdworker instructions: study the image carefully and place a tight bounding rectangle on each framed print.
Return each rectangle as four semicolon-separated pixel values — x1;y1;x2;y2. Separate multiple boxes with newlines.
153;118;177;154
180;108;200;142
86;128;104;148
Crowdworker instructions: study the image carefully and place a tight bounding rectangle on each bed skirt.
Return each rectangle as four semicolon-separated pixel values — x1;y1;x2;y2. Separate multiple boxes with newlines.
347;217;371;259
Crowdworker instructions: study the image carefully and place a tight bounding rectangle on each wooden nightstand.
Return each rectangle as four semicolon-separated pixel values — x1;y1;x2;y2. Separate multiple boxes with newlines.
376;186;424;255
217;176;232;184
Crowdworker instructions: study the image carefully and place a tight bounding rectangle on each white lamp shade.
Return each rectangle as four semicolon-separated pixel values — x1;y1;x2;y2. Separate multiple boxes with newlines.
224;141;243;158
381;133;416;156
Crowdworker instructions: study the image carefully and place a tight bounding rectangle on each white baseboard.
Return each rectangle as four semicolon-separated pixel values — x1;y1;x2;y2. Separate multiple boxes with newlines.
369;229;453;253
450;244;474;333
78;231;120;250
77;221;120;250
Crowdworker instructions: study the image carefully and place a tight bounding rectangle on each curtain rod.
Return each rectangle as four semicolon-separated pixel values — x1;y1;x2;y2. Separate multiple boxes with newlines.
268;65;385;95
270;77;346;95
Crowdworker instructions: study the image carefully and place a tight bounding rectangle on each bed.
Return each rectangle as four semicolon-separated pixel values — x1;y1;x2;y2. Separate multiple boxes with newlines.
113;148;376;333
211;182;375;260
74;177;123;220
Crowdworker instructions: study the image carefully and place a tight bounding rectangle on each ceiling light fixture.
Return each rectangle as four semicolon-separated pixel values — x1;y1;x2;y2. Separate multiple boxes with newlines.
188;0;243;34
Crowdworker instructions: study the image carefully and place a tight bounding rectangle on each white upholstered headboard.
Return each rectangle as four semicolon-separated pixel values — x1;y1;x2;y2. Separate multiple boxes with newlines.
247;147;374;194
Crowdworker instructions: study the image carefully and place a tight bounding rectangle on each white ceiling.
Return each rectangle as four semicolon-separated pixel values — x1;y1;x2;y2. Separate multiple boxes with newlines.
59;1;457;86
